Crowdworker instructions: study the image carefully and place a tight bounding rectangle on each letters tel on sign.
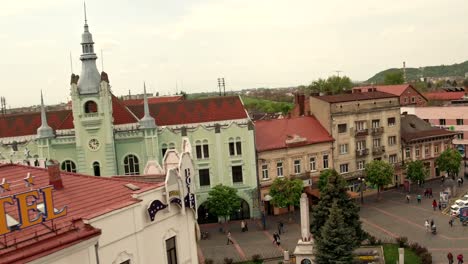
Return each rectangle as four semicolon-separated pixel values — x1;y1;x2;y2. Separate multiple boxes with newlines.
0;186;67;235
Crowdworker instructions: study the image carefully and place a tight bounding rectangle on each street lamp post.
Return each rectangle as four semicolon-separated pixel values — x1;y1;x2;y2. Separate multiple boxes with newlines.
358;177;365;204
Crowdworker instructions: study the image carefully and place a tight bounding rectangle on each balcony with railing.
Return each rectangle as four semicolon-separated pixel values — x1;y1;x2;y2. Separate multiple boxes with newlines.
372;146;386;155
355;148;369;157
371;127;384;136
354;128;368;137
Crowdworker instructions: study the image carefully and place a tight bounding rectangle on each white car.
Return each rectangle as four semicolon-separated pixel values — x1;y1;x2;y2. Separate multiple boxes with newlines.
455;194;468;206
451;204;461;216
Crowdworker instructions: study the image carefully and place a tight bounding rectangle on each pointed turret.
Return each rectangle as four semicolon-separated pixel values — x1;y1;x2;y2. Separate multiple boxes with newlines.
139;82;156;129
37;91;54;139
77;2;101;94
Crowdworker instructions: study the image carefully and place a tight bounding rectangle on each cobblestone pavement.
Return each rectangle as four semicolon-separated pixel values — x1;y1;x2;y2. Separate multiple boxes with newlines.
198;179;468;264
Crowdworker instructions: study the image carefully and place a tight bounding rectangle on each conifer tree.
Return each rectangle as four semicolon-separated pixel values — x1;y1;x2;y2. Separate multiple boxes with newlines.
310;169;364;248
315;200;356;264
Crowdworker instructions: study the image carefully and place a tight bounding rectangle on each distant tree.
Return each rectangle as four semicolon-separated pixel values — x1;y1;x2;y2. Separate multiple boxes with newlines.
311;169;364;247
206;184;241;222
384;70;405;85
308;75;353;95
317;169;333;192
436;148;462;179
156;92;160;96
315;201;356;264
269;177;303;220
365;160;394;200
405;160;428;192
452;80;458;87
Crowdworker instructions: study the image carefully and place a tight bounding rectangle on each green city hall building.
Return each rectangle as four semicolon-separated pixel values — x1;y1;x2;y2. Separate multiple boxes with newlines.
0;18;259;220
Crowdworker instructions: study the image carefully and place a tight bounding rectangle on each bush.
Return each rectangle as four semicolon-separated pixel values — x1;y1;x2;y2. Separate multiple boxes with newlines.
420;252;433;264
251;254;262;263
223;257;233;264
204;259;214;264
396;236;408;248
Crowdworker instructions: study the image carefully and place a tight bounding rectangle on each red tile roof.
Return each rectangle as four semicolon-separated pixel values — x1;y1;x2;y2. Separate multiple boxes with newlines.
0;95;138;138
422;91;465;101
128;96;248;126
352;84;412;96
313;91;398;103
254;116;334;152
0;164;162;263
123;95;184;106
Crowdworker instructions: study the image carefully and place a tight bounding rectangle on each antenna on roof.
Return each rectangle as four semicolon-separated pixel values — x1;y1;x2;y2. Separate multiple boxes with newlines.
403;61;407;83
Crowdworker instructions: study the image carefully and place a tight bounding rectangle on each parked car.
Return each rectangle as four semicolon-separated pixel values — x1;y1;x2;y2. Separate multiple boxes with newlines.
451;204;461;216
455;194;468;206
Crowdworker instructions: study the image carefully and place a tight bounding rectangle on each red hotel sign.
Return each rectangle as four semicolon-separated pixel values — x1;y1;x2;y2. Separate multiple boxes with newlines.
0;186;67;235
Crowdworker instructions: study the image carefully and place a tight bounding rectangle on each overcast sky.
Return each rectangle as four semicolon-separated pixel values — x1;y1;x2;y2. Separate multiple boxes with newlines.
2;0;468;107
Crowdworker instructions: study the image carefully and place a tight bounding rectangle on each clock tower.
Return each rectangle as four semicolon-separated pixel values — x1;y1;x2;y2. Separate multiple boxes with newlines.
70;9;117;176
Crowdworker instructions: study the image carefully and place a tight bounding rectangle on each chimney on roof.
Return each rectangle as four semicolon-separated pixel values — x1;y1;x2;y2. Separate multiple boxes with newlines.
47;160;64;190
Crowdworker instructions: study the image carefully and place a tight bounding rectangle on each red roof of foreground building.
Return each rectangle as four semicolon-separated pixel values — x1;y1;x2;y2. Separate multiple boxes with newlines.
255;116;334;152
123;95;184;106
0;164;162;263
422;91;465;101
128;96;248;126
352;84;413;96
0;95;139;138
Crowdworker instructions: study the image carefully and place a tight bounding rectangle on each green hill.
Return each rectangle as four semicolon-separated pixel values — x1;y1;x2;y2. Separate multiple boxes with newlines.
366;60;468;84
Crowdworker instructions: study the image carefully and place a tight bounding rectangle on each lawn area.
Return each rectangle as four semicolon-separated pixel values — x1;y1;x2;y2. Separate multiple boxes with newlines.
383;244;421;264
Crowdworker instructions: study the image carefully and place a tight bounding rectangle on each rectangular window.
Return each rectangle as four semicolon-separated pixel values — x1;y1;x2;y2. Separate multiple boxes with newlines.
415;147;420;158
229;142;235;156
457;119;464;125
323;155;329;169
439;119;446;125
338;124;347;133
356;140;366;150
236;141;242;155
294;160;301;174
199;169;210;186
339;163;349;174
357;160;365;170
276;162;283;177
389;154;397;164
373;138;381;147
457;134;464;140
339;144;348;154
197;143;210;159
356;121;366;131
196;145;202;159
404;97;408;103
166;236;178;264
388;117;396;126
203;144;209;158
405;147;411;159
388;136;396;146
411;97;416;103
309;157;316;171
261;164;269;179
372;119;380;128
232;166;243;183
425;145;430;157
434;144;439;154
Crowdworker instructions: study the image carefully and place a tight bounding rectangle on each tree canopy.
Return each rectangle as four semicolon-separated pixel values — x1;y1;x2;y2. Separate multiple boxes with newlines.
384;70;405;85
206;184;241;222
315;200;356;264
307;75;353;95
269;177;303;209
406;160;428;187
436;148;462;179
365;160;394;199
311;169;364;247
317;169;333;192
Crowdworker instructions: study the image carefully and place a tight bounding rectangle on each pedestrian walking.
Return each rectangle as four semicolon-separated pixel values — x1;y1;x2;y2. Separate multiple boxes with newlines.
272;232;281;246
424;189;428;198
458;178;462;187
457;253;464;264
431;219;434;228
449;252;455;264
280;221;284;233
245;221;248;232
439;201;442;211
429;188;433;198
241;220;245;232
448;252;454;264
433;199;437;211
425;220;430;231
449;218;454;227
417;194;422;204
226;231;234;245
406;194;410;203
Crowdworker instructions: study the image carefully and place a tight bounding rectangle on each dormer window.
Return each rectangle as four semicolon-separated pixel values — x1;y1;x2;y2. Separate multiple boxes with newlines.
84;101;98;113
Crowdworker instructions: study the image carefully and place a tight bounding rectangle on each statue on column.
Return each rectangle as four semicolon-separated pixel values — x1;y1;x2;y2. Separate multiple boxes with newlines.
294;193;315;263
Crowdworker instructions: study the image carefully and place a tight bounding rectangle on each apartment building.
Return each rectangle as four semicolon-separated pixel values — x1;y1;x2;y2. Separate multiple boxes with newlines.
295;92;403;190
352;84;427;106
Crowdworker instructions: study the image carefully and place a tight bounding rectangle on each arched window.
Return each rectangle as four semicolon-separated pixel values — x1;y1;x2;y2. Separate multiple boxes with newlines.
61;160;77;173
228;137;242;156
34;159;40;167
84;101;98;113
168;143;175;149
124;155;140;175
161;143;168;157
93;161;101;176
195;140;209;159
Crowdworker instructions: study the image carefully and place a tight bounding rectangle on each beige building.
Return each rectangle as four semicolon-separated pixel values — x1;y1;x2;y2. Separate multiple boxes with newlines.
255;116;334;215
293;92;403;190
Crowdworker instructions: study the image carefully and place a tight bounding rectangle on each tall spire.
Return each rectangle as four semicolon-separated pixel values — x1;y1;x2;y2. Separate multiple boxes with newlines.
139;82;156;129
37;91;54;139
77;2;101;94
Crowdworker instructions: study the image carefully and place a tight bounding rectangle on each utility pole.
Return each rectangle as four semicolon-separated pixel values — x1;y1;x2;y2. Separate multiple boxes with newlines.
334;70;342;77
217;78;226;96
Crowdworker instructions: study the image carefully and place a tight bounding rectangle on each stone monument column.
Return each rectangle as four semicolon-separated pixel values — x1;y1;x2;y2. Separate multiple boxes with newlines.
294;193;315;263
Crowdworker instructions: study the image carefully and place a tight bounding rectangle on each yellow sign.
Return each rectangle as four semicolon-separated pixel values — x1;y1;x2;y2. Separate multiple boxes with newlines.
0;186;67;235
169;190;180;197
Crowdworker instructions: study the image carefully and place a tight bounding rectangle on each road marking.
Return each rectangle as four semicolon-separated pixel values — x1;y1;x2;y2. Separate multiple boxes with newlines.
360;217;398;238
229;235;248;261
